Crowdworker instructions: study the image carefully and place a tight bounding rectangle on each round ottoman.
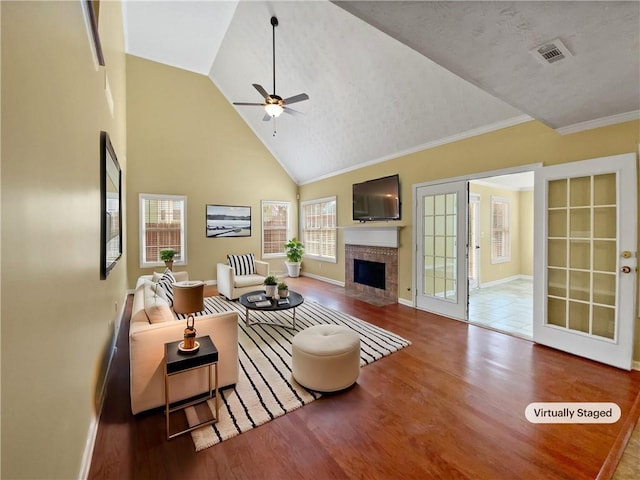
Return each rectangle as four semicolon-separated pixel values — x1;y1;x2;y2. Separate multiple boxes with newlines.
292;325;361;392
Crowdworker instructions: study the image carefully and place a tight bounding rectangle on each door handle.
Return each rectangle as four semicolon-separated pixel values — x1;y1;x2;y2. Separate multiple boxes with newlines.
620;266;632;274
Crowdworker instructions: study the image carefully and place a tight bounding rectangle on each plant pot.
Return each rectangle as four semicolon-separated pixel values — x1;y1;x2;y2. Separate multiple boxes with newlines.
278;289;289;298
164;261;174;271
285;261;301;278
265;284;277;298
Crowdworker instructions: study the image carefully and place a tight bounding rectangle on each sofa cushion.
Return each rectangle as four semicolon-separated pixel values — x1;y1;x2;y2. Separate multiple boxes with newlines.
234;273;266;288
228;253;256;276
143;290;174;324
157;269;176;306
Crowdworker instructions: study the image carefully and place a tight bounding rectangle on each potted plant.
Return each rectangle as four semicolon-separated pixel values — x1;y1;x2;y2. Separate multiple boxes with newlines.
263;275;278;298
284;238;304;277
277;281;289;298
160;249;176;270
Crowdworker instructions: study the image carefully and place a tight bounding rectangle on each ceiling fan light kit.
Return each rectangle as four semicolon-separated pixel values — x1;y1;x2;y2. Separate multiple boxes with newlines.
233;16;309;130
264;99;284;118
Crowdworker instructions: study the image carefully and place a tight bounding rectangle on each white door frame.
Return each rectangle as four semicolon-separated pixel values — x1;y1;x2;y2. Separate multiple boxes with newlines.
469;193;481;290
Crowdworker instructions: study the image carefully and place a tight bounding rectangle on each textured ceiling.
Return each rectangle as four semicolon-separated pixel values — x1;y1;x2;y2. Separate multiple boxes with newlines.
124;1;640;185
336;1;640;129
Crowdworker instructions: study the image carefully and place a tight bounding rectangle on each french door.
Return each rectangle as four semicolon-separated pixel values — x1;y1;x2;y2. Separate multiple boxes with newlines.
416;181;468;320
533;153;637;370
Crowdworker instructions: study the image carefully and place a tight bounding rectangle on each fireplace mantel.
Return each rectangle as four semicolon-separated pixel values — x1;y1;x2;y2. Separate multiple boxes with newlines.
341;225;402;248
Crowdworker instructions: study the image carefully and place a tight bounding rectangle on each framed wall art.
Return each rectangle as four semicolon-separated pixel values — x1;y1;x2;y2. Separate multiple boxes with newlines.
85;0;105;66
100;131;122;278
206;205;251;238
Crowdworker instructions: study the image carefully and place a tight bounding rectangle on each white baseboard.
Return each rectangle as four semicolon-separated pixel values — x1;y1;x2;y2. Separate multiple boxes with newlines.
480;274;532;289
78;416;99;480
300;271;345;287
398;297;414;307
78;292;127;479
632;360;640;371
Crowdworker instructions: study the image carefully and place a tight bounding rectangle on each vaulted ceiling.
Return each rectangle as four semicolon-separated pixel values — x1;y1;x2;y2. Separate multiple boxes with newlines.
124;1;639;185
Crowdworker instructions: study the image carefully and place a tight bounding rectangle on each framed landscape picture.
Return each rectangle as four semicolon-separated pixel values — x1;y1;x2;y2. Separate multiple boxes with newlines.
100;131;122;278
85;0;105;66
206;205;251;238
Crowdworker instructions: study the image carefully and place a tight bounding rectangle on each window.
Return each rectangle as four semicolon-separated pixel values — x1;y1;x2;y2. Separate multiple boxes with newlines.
491;196;510;263
262;201;290;257
139;193;187;268
301;196;337;262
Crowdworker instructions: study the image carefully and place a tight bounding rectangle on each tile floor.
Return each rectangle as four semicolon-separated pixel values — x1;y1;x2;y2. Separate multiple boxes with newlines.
468;278;533;338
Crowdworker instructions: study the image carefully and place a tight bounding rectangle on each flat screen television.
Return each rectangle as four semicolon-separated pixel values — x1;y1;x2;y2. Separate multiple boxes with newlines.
352;174;401;222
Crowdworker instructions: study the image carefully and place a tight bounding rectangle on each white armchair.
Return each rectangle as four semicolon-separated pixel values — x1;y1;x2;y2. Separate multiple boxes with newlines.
217;258;270;300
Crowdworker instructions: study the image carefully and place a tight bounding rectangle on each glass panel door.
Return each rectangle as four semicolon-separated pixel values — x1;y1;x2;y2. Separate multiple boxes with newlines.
416;181;468;320
533;154;636;370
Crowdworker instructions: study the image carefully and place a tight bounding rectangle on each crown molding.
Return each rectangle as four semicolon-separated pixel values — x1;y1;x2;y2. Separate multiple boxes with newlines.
556;110;640;136
298;115;534;185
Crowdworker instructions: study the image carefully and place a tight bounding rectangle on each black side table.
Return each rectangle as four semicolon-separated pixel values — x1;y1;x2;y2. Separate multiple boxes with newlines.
164;335;219;440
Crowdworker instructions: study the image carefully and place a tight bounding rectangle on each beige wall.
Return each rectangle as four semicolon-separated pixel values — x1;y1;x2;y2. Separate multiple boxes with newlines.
299;119;640;358
1;2;127;478
125;55;299;285
469;183;534;285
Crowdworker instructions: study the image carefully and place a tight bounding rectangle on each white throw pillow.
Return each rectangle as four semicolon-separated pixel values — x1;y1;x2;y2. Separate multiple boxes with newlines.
153;283;169;302
152;271;164;283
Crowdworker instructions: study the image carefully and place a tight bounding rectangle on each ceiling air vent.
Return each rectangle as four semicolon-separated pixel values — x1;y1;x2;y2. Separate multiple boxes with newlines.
531;38;572;65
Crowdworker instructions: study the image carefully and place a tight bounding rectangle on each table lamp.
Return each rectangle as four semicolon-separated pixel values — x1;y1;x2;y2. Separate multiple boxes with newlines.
172;281;205;352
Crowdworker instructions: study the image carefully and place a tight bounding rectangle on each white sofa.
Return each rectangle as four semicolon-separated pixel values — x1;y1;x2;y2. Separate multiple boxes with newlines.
217;260;270;300
129;273;239;414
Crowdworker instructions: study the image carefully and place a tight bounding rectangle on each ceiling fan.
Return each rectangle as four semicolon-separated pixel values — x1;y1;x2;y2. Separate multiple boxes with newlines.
233;16;309;123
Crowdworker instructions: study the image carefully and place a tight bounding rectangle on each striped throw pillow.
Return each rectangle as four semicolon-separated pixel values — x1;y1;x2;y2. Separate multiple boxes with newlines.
227;253;256;276
157;269;176;306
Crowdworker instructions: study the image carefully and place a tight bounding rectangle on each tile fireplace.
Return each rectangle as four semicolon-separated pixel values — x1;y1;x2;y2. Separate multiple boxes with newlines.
345;244;398;305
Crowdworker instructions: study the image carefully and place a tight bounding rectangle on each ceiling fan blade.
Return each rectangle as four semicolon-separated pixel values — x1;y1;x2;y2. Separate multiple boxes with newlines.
283;106;303;116
283;93;309;105
233;102;265;106
253;84;270;100
262;113;273;122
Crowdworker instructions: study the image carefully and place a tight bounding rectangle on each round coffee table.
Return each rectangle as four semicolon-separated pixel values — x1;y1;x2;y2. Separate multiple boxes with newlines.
239;290;304;329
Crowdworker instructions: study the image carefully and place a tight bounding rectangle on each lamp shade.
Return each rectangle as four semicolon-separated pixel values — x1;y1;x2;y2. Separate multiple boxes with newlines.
173;281;205;314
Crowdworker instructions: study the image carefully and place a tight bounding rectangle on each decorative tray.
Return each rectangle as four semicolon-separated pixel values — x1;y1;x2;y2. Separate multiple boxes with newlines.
178;340;200;353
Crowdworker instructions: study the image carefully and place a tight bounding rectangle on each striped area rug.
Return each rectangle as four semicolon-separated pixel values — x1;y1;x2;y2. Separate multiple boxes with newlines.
182;295;411;451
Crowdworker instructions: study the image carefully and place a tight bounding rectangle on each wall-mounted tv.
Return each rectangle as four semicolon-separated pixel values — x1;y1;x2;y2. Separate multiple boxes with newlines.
352;174;401;222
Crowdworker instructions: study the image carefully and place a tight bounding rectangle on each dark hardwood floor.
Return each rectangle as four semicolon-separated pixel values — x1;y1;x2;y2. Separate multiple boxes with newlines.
89;276;640;479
